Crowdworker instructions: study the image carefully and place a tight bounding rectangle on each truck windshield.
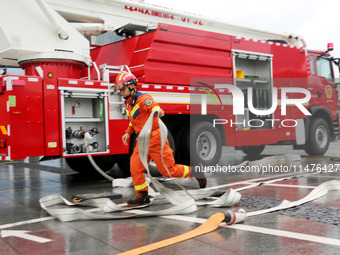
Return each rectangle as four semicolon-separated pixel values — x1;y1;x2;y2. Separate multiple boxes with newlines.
317;57;334;82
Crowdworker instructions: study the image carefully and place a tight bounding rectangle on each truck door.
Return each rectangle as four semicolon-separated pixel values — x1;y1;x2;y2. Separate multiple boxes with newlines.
315;56;336;108
308;54;337;113
4;76;45;160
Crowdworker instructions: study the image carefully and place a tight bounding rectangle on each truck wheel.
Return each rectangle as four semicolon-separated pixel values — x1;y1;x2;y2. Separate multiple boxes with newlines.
65;155;116;175
305;118;330;156
94;155;116;171
116;132;138;177
241;145;265;156
65;157;89;173
175;124;190;165
190;121;222;166
117;154;131;177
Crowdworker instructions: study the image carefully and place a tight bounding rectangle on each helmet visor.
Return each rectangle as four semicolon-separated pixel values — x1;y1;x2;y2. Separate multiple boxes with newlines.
114;79;136;92
114;82;126;91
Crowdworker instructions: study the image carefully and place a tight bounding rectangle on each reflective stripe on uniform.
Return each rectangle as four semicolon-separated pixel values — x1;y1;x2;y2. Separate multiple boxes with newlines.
135;181;148;191
152;106;160;111
131;104;140;119
131;104;140;115
151;129;160;136
181;165;190;178
129;122;133;127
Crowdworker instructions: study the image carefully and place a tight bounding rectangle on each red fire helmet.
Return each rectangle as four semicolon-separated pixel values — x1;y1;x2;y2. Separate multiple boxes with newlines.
114;72;137;90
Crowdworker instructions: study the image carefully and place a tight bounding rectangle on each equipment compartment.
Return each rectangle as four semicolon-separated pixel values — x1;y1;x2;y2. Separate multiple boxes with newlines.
233;51;274;130
60;88;109;156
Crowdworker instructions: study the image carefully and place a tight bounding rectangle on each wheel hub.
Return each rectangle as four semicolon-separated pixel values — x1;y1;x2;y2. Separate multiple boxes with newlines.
196;131;217;160
315;126;327;148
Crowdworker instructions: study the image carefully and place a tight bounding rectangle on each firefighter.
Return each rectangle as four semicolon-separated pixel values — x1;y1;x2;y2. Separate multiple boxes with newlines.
114;71;207;206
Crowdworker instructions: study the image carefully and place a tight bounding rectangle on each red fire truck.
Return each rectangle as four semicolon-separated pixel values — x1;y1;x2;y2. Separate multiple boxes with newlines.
0;0;339;175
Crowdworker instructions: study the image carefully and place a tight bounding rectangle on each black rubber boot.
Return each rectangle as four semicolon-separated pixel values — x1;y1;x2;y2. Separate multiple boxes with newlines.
127;191;150;206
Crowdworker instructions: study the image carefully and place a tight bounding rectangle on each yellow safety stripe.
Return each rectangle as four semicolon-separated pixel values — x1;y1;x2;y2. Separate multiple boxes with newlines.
129;122;133;127
117;72;127;81
181;165;190;178
131;103;140;116
125;109;130;116
135;181;148;191
151;129;160;136
152;106;160;111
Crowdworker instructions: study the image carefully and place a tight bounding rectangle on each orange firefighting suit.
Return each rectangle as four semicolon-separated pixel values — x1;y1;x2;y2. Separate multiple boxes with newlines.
124;91;191;192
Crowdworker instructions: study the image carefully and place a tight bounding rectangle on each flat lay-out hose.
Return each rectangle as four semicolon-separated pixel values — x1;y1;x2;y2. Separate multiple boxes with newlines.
38;109;340;254
118;180;340;254
118;212;227;255
39;109;241;221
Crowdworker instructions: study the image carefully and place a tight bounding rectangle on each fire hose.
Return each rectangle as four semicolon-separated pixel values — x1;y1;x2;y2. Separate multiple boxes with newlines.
39;109;340;253
39;109;242;221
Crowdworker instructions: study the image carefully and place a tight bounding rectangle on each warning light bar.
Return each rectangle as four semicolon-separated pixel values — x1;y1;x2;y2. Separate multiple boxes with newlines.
327;43;334;52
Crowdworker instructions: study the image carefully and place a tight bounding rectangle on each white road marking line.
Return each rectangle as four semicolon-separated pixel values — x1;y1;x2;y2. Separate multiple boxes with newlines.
1;230;52;243
160;215;340;247
0;208;101;230
0;217;54;230
229;224;340;247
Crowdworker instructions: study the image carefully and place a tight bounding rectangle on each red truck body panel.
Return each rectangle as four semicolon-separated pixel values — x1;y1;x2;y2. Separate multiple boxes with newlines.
0;23;338;161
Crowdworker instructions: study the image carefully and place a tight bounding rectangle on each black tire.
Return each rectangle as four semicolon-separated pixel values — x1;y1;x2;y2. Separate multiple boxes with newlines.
175;124;190;165
65;155;116;175
65;157;89;173
116;130;176;177
117;154;132;177
189;121;222;166
116;132;138;177
94;155;116;171
305;118;330;156
241;145;265;156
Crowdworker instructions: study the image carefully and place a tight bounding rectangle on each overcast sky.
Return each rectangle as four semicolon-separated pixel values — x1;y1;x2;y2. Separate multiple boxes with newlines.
146;0;340;66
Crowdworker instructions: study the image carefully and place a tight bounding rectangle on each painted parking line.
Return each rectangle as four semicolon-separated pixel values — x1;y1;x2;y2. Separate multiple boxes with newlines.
0;216;55;230
0;208;102;230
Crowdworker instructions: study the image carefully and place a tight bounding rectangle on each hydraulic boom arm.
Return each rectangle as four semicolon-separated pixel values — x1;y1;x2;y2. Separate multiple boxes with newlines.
0;0;306;67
